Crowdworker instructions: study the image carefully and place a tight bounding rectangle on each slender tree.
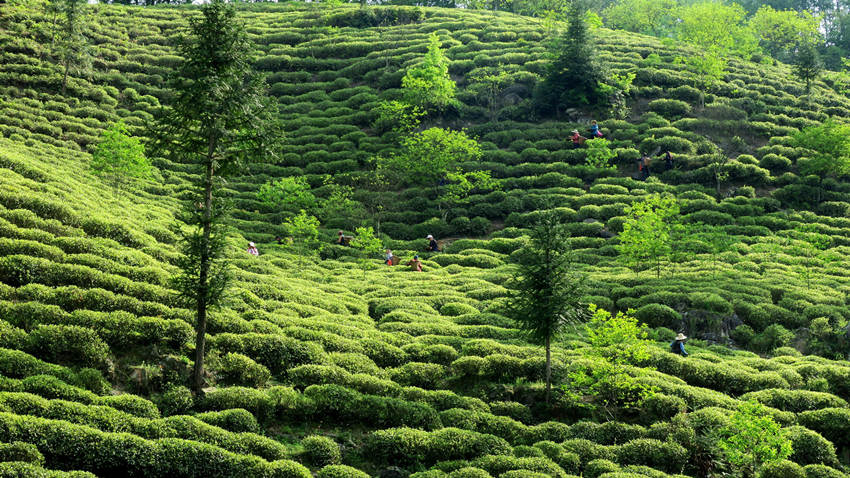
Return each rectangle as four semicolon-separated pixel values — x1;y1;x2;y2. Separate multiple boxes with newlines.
535;0;605;115
617;193;680;277
793;41;823;93
505;211;586;404
151;0;279;394
54;0;89;95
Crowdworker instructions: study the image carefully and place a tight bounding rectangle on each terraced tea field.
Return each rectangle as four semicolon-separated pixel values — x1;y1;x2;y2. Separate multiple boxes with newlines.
4;1;850;476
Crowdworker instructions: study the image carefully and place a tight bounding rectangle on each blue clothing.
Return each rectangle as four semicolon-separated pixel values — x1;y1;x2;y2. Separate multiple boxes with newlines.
671;340;688;356
590;124;600;136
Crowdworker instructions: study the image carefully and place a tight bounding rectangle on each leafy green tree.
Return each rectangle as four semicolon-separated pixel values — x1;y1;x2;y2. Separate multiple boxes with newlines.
617;193;680;277
675;1;757;58
535;0;606;115
674;1;757;89
438;170;501;222
564;305;655;419
584;138;616;170
318;180;367;230
401;33;458;114
678;49;727;92
707;153;730;197
343;170;394;235
282;210;322;264
792;119;850;191
54;0;90;95
718;400;792;476
90;121;153;194
793;42;823;93
151;0;279;394
505;211;586;404
469;69;513;121
601;0;676;36
749;6;821;62
372;100;424;139
351;226;384;277
256;177;317;215
377;127;482;189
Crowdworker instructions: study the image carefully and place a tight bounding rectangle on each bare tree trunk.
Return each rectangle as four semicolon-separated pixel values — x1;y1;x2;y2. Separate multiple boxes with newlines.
193;155;214;394
545;335;551;405
62;59;69;96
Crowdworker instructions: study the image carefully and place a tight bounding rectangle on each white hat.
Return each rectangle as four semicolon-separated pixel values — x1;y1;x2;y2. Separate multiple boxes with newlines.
249;242;255;247
675;333;687;341
426;235;434;239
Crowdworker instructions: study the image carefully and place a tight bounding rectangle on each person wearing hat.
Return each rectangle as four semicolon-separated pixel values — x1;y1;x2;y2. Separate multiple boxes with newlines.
426;234;439;252
570;130;584;149
247;242;259;256
670;333;688;357
406;255;423;272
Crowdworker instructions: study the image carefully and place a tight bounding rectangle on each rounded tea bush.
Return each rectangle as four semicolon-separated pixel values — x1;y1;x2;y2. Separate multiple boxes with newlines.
648;99;691;118
635;303;681;329
216;353;271;388
448;468;493;478
441;302;478;316
301;435;341;467
802;464;846;478
757;460;805;478
317;465;370;478
157;385;194;416
0;441;44;465
585;459;620;478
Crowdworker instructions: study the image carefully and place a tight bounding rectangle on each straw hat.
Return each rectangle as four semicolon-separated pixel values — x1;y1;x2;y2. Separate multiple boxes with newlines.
675;333;687;341
571;129;579;134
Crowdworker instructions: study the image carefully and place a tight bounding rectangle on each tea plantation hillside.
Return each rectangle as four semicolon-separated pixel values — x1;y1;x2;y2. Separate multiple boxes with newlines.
5;1;850;477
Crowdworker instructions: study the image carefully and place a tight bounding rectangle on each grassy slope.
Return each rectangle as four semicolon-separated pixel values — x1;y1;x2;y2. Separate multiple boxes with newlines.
2;2;850;477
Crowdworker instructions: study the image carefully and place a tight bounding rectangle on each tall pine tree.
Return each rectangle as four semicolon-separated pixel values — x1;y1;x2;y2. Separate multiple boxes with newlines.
535;0;605;116
505;211;586;404
793;42;822;94
151;0;280;394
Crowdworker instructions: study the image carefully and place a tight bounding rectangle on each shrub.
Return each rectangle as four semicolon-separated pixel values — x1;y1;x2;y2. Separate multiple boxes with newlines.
427;427;512;463
585;459;620;478
0;441;44;465
641;393;687;423
648;99;691;118
200;387;274;422
390;363;446;389
740;389;847;413
751;325;794;353
156;385;193;416
614;438;688;473
802;464;846;478
785;426;839;467
98;394;160;419
317;465;370;478
634;304;681;329
448;468;492;478
301;435;341;467
441;302;478;316
26;325;111;371
757;460;805;478
490;401;532;424
364;428;430;465
195;408;259;433
72;368;110;395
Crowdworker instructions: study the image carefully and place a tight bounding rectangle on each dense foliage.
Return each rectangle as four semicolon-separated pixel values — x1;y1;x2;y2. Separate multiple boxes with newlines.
3;1;850;477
